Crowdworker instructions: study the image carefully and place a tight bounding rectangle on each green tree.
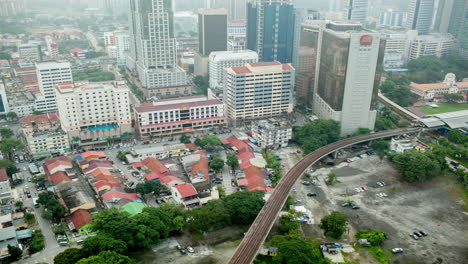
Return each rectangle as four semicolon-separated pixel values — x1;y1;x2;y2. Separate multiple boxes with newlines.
375;113;397;131
319;211;348;239
135;180;167;197
226;153;239;170
25;212;35;225
444;93;464;103
0;159;18;176
355;230;387;246
270;236;329;264
85;51;106;59
116;151;129;162
76;251;135;264
179;134;191;144
0;128;14;138
0;138;24;159
37;191;67;223
54;248;85;264
7;245;22;262
193;75;209;95
391;150;445;182
447;130;464;144
209;154;224;173
195;135;223;152
6;112;17;120
186;199;231;232
28;232;45;254
370;139;390;158
326;171;336;184
142;204;186;231
224;191;265;225
14;200;23;211
81;234;127;256
278;213;300;234
293;120;340;153
380;80;418;107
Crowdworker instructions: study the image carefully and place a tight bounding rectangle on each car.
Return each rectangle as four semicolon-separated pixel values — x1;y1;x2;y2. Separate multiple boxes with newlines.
27;193;31;198
361;186;368;191
302;181;311;186
186;246;194;253
345;159;352;163
20;193;24;199
352;205;360;209
27;177;31;182
377;193;388;197
180;249;187;254
294;200;302;204
121;161;126;165
377;182;384;187
176;245;183;251
281;164;286;168
381;181;387;186
418;231;428;236
392;248;403;253
292;188;297;192
76;240;84;245
341;202;350;207
413;232;422;237
354;188;362;193
326;162;335;166
307;193;317;197
59;241;69;246
409;234;419;240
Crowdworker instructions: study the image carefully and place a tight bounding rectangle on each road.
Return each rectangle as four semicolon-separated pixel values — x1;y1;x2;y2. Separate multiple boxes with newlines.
85;32;103;52
219;151;235;195
228;127;420;264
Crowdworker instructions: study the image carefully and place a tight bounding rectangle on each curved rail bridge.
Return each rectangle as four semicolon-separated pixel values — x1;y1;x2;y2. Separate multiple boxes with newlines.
228;127;420;264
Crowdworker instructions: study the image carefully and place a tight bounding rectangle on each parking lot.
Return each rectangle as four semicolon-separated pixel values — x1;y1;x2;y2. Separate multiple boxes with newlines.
292;154;468;264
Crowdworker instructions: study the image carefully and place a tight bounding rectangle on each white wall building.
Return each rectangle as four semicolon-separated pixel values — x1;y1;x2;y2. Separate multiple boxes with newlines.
381;30;417;69
208;50;258;89
115;31;130;66
0;84;9;115
227;20;247;51
409;33;457;60
18;43;42;61
343;0;368;24
56;81;132;142
251;119;292;148
34;61;73;113
224;61;295;121
378;8;405;28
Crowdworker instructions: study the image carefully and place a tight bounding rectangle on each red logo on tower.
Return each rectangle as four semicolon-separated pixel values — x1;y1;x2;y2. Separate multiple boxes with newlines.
360;35;373;46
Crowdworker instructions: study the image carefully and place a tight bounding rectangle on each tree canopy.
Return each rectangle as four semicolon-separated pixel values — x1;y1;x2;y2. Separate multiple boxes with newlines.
186;199;231;232
54;248;85;264
179;134;191;144
0;159;18;176
319;211;348;239
209;154;224;173
0;128;13;138
226;153;239;170
76;251;135;264
380;80;418;107
293;120;340;154
194;135;223;152
135;180;167;197
223;191;265;225
81;234;127;256
370;139;390;158
37;191;67;223
0;138;24;159
269;235;330;264
406;55;468;83
73;69;115;82
355;230;387;246
390;149;447;182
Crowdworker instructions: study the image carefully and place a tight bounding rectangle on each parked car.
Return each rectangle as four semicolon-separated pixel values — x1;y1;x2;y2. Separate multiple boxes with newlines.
409;234;419;240
307;193;317;197
345;159;352;163
27;177;31;182
302;181;311;186
392;248;403;253
352;205;360;209
361;186;368;191
418;231;428;236
294;200;302;204
186;246;194;253
413;232;422;237
354;188;362;193
176;245;183;251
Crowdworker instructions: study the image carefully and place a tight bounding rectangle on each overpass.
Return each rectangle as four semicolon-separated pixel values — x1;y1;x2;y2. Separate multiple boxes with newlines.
228;127;420;264
377;93;420;122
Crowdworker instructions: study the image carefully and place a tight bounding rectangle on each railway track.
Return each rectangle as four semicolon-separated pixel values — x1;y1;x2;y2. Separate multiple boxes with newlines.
228;127;420;264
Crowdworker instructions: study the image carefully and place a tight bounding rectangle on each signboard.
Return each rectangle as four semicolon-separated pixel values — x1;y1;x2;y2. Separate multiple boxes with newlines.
360;35;373;46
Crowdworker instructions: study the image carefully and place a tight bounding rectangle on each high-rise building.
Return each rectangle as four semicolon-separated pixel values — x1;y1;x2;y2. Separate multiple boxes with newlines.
445;0;468;57
406;0;435;35
0;0;26;16
409;33;457;60
378;8;405;28
198;9;228;56
227;20;247;51
56;81;132;142
343;0;369;24
208;0;247;20
115;31;130;67
381;30;418;69
18;44;42;62
35;62;73;113
246;0;295;63
0;84;9;115
127;0;186;89
224;61;295;121
208;50;259;90
293;9;321;69
311;21;384;136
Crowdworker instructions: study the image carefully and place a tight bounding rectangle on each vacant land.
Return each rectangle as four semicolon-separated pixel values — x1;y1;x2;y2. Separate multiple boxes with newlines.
293;155;468;264
417;103;468;114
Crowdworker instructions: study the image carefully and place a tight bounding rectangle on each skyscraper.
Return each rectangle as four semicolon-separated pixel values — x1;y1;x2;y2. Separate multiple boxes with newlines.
0;84;9;115
208;0;247;20
406;0;435;35
311;21;384;136
34;62;73;113
445;0;468;57
127;0;186;89
246;0;295;63
343;0;369;24
198;8;228;56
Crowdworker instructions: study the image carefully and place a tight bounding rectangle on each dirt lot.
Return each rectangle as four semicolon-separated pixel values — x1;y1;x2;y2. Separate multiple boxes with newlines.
291;154;468;264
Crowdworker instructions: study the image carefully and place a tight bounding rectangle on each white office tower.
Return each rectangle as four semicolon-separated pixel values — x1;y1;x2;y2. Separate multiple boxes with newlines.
406;0;434;35
34;62;73;113
208;50;258;90
378;8;405;28
127;0;186;89
312;21;383;136
343;0;368;24
0;84;9;115
115;32;130;66
381;30;418;69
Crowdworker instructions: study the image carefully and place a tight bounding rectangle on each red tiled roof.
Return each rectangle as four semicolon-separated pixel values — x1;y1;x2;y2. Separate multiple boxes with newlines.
83;160;113;174
282;63;295;71
191;151;209;180
223;136;252;153
70;209;92;230
49;171;72;185
145;171;165;181
174;183;198;198
132;162;143;168
79;151;107;159
159;176;183;184
0;168;8;182
102;192;140;201
91;168;117;183
237;179;248;186
141;157;169;174
20;113;59;126
249;61;281;67
94;180;121;190
185;143;197;149
231;66;251;74
244;165;266;192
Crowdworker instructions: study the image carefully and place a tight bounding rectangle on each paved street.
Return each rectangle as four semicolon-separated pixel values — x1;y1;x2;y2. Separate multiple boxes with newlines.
219;151;235;195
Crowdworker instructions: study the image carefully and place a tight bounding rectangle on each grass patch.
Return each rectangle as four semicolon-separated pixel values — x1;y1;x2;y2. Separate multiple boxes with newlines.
417;103;468;114
367;246;393;264
447;174;468;212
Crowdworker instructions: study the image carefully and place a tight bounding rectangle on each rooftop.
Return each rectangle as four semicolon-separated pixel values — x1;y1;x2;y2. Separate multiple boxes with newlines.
134;97;223;113
174;183;198;198
0;168;8;182
70;209;92;230
20;113;59;127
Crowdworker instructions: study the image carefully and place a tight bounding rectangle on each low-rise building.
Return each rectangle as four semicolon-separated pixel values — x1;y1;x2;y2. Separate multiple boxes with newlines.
251;118;293;148
125;144;189;163
0;169;12;205
410;73;468;100
390;137;431;153
133;94;227;139
409;33;457;60
143;84;192;99
20;113;71;159
171;183;200;208
55;181;96;213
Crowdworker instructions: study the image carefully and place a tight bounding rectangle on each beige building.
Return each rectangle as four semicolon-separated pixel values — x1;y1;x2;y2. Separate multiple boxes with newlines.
224;61;295;121
144;84;192;99
125;144;189;163
56;81;132;144
409;33;456;60
410;73;468;100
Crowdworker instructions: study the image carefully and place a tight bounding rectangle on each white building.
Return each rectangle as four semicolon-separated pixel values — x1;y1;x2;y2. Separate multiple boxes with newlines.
208;50;258;89
115;31;130;66
227;20;247;51
409;33;457;60
9;102;34;117
34;61;73;113
224;61;295;121
0;84;9;115
0;169;12;205
312;21;383;136
18;43;42;61
56;81;132;143
127;0;186;89
378;8;405;28
381;30;417;69
390;137;431;153
251;119;292;148
343;0;368;24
